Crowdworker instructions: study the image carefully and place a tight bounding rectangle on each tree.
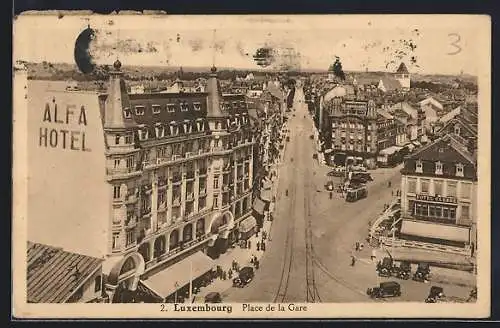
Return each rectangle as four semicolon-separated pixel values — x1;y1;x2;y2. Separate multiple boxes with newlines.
333;56;346;81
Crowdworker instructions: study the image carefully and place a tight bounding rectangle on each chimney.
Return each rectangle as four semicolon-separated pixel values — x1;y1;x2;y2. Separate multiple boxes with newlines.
206;66;227;118
104;59;133;129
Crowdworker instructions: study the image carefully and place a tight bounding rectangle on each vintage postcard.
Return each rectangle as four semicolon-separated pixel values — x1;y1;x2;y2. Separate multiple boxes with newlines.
12;14;490;318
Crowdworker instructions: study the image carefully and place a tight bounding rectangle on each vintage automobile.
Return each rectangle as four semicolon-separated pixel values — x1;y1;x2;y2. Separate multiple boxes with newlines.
412;262;431;282
367;281;402;299
233;266;255;288
376;257;394;277
425;286;444;303
204;292;222;303
393;261;412;280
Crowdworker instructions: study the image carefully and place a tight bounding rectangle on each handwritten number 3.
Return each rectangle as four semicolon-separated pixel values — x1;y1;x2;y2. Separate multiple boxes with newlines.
448;33;462;55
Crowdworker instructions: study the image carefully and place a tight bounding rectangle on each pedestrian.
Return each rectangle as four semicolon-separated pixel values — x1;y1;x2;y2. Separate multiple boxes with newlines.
257;241;261;251
255;260;260;269
247;240;251;249
368;220;372;227
268;233;272;242
355;242;360;251
228;269;233;279
250;256;255;265
222;271;227;281
263;231;267;240
351;255;356;266
391;190;393;196
261;242;266;251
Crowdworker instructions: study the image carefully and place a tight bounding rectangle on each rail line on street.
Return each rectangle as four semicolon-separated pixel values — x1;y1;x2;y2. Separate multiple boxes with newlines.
272;129;298;304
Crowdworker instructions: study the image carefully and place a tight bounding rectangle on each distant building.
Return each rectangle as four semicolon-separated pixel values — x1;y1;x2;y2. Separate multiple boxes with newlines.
130;84;145;94
419;96;442;134
436;102;478;154
378;62;411;93
399;134;477;257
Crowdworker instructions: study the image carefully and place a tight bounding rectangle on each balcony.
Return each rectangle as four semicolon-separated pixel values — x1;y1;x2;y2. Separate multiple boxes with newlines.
199;168;207;176
186;171;195;180
172;174;182;184
125;215;137;229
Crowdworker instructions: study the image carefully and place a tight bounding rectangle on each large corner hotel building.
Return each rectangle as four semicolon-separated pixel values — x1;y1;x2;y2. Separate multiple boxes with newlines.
19;61;256;302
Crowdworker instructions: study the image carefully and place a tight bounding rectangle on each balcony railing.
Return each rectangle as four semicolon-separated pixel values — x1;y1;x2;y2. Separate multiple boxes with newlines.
172;175;182;184
186;171;195;180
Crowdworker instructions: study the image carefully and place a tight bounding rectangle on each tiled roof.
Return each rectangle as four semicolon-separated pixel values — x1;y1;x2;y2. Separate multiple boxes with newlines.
406;134;475;165
390;102;418;119
27;241;103;303
395;62;409;74
377;108;394;120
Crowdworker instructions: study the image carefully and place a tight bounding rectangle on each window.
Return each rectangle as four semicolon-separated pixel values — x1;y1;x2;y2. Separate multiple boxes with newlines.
112;233;120;249
420;179;430;193
126;230;134;246
461;205;470;219
407;178;417;194
181;103;189;112
123;107;132;118
434;180;443;196
115;135;120;145
114;159;120;168
366;146;371;152
435;161;443;175
167;104;176;113
193;102;201;111
213;194;219;209
454;124;461;135
94;276;102;292
447;181;457;197
158;191;166;206
213;175;220;189
135;106;145;115
415;160;423;173
125;134;132;144
152;104;161;114
456;163;464;177
113;185;121;199
126;156;134;169
461;182;472;199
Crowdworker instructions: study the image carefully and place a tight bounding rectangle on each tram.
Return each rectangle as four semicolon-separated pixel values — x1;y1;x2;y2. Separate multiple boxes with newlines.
345;185;368;202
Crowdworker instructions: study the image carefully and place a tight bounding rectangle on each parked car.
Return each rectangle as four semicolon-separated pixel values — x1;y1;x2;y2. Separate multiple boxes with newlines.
393;261;411;280
376;257;394;277
425;286;444;303
204;292;222;303
367;281;402;299
413;262;431;282
233;266;254;288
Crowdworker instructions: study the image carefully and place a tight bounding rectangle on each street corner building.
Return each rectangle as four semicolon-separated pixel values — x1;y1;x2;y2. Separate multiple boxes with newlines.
20;61;258;303
393;133;478;261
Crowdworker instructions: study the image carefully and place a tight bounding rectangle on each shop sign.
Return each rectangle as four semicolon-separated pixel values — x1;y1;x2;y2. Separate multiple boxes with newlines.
416;194;457;204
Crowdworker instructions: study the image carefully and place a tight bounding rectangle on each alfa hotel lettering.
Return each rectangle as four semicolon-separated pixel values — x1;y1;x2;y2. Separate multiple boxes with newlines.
39;102;91;152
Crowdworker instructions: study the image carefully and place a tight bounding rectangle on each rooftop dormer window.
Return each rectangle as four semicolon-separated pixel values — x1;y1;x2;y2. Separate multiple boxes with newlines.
454;124;461;135
435;161;443;175
181;103;189;112
193;102;201;111
135;106;145;116
123;107;132;119
456;163;464;177
152;104;161;114
167;104;176;113
415;160;423;173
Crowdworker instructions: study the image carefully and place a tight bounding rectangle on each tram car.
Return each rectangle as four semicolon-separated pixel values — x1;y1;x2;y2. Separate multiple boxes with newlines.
345;184;368;202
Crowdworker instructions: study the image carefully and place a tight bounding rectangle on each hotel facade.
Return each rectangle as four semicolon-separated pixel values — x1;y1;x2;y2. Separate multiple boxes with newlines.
21;61;256;303
398;134;477;256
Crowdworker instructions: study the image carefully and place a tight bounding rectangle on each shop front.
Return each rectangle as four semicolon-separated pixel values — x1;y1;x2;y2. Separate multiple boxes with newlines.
399;219;471;249
139;251;215;303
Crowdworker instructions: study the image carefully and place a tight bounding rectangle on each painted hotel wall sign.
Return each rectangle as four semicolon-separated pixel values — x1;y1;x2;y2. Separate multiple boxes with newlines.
39;99;91;152
416;194;457;204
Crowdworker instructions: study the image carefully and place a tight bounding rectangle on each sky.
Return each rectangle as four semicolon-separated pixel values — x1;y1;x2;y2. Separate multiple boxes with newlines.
14;14;490;75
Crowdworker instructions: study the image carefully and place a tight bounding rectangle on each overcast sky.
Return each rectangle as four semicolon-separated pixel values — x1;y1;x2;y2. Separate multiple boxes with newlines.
14;14;489;75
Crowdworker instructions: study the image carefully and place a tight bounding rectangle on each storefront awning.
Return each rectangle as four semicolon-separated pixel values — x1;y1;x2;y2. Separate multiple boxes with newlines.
253;197;266;215
239;216;257;233
140;251;214;299
400;220;470;243
379;146;402;156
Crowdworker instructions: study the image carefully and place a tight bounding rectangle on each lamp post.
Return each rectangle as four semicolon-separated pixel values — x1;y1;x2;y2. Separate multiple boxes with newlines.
174;281;179;303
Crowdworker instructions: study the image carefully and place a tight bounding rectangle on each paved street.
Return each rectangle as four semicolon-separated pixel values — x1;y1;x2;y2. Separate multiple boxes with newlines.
224;86;473;303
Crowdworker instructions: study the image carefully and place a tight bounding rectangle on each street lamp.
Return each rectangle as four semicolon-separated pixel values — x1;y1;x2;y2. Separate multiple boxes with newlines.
174;281;179;303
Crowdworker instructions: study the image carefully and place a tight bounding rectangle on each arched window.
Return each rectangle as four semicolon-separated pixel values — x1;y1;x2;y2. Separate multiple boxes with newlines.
120;257;136;275
154;235;166;258
196;218;205;237
183;224;193;242
169;230;179;249
138;243;150;262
